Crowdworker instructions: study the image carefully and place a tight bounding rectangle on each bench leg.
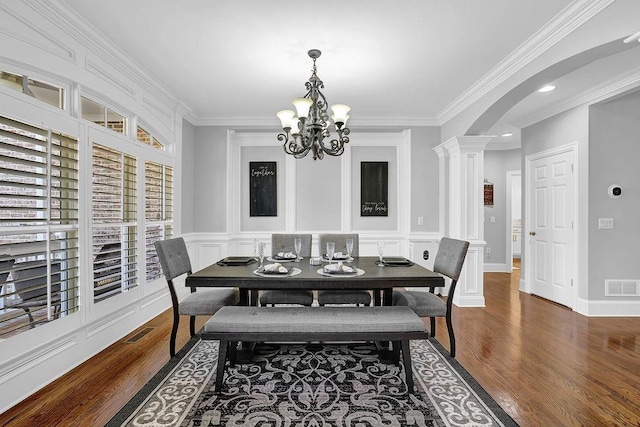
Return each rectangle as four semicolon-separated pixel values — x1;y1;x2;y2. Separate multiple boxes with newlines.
400;340;414;394
391;340;401;364
215;339;229;393
228;341;237;367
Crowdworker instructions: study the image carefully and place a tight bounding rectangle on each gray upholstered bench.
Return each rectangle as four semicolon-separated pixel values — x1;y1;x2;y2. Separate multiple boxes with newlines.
202;305;429;393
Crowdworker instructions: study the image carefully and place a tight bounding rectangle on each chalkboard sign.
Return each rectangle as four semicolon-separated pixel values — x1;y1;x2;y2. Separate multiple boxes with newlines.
250;161;277;217
361;161;388;216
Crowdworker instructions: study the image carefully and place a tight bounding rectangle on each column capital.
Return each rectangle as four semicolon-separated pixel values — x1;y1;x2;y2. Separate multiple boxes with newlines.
436;135;495;154
433;144;448;158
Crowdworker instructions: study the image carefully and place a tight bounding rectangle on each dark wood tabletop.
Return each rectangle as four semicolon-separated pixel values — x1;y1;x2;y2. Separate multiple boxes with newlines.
187;256;444;305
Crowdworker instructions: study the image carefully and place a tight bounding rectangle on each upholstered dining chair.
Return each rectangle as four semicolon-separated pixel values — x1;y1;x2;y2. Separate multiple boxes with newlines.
392;237;469;357
155;237;239;357
5;260;62;329
317;233;372;307
259;234;314;306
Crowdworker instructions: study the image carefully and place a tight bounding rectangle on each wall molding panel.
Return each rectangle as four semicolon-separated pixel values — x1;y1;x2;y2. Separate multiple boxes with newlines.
0;2;77;62
85;58;136;98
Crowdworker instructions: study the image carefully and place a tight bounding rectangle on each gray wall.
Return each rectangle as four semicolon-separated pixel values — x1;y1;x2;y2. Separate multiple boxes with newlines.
193;126;228;232
522;105;589;299
410;126;441;233
483;149;521;265
188;126;441;234
181;119;196;233
589;93;640;300
295;153;342;231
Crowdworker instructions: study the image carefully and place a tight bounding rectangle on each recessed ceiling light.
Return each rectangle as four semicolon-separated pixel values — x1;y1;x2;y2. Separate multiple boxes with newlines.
502;133;513;137
538;85;556;93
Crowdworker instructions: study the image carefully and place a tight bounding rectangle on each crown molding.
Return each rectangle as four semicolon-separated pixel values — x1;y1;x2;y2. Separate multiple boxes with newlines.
437;0;616;125
191;115;439;128
515;67;640;128
35;0;189;122
176;101;198;125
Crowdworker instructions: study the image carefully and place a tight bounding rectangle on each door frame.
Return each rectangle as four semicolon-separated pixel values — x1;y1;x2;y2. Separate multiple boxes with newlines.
523;142;579;309
505;170;521;273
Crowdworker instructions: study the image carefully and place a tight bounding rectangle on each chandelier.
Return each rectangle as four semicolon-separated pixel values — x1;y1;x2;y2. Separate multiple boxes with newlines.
276;49;351;160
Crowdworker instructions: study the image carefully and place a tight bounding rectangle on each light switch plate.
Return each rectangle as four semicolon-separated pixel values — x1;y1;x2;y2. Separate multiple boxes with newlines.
598;218;614;229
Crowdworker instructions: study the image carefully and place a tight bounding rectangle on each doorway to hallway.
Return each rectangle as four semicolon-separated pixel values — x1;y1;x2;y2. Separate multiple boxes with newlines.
506;170;521;273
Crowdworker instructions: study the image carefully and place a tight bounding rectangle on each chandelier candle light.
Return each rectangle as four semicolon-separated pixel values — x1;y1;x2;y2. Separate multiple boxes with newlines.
277;49;351;160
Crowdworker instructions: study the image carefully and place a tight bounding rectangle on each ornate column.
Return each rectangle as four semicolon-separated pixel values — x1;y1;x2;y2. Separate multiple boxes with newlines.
434;136;493;307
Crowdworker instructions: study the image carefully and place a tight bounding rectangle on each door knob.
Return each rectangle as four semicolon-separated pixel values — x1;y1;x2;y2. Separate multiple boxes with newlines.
529;231;536;236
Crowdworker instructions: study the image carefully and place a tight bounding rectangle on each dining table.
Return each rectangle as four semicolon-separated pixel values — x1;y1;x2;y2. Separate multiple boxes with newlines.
186;256;445;306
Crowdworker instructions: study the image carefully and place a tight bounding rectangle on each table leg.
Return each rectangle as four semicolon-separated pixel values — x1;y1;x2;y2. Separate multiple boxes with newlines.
238;288;250;306
237;288;256;360
378;288;395;360
383;289;393;306
374;289;382;306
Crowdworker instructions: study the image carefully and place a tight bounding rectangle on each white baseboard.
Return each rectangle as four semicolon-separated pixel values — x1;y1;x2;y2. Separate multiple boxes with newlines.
575;299;640;317
484;262;509;273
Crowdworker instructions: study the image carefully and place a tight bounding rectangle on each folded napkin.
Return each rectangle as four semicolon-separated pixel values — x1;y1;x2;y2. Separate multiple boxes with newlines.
276;252;296;259
326;252;348;260
323;262;354;273
263;263;288;273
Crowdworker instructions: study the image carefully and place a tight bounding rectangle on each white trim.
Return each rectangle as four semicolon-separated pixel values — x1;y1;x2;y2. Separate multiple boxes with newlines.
484;263;509;273
192;116;440;128
433;145;448;236
438;0;615;124
575;299;640;317
341;143;352;231
285;154;296;231
505;170;522;273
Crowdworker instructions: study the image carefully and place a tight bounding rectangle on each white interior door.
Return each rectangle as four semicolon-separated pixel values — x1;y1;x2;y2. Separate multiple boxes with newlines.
528;148;576;307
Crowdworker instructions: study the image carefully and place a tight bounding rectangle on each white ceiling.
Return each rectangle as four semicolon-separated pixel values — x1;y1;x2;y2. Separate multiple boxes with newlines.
61;0;639;147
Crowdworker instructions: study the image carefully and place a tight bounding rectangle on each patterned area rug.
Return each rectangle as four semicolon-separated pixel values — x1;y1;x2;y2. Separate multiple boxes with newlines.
108;338;517;427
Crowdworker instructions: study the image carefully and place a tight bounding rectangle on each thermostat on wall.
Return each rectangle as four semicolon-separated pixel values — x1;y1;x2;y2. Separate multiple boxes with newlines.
608;185;622;198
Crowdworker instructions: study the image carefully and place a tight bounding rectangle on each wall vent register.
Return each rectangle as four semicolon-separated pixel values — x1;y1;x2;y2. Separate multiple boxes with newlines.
605;280;640;297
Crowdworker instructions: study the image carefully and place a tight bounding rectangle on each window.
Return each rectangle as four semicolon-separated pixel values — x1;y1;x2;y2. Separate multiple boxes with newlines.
81;96;128;135
144;161;173;282
92;144;138;302
1;71;64;109
151;137;165;151
136;125;166;152
0;116;79;337
136;126;151;145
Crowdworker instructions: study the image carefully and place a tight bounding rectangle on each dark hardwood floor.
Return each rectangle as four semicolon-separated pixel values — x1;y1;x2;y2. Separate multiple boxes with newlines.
1;264;639;426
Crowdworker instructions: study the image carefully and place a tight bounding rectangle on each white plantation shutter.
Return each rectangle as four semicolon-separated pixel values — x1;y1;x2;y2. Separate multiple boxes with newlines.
92;143;138;302
144;161;173;282
0;116;79;336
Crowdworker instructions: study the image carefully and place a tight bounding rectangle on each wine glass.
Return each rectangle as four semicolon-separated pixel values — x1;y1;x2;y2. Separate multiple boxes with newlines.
294;237;302;262
326;241;335;263
377;241;385;266
257;241;265;267
345;238;354;261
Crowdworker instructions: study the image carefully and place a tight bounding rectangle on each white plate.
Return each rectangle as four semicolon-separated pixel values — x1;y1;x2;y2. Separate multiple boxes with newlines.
316;268;365;277
321;255;353;262
266;256;300;263
253;267;302;278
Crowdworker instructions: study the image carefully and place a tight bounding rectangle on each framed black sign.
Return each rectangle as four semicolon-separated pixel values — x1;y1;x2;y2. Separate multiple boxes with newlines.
249;161;277;217
361;161;388;216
